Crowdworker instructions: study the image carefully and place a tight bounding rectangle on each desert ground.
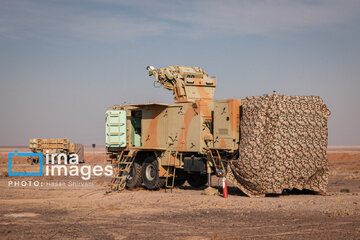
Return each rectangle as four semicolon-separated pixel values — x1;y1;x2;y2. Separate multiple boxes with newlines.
0;147;359;239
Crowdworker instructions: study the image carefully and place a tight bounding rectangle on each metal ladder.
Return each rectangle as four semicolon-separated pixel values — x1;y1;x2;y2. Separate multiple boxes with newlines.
108;150;137;192
207;148;225;176
165;150;179;192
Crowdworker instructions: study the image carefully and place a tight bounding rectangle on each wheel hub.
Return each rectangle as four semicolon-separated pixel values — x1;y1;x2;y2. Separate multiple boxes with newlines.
145;165;156;181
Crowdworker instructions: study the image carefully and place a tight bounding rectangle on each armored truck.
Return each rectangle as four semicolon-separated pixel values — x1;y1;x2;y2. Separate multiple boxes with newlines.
106;66;241;191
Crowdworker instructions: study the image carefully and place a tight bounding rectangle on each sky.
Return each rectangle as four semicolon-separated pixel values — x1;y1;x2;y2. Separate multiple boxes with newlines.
0;0;359;146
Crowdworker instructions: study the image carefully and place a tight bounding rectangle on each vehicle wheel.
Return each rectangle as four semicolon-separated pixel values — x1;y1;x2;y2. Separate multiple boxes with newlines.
187;174;208;188
126;161;142;189
166;177;186;187
174;178;186;187
141;156;165;190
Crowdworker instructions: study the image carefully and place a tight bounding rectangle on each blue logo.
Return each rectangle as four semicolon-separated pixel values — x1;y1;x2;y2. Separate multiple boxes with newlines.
8;150;43;176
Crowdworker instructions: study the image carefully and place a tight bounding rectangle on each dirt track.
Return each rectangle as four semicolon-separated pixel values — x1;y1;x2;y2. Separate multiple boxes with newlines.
0;148;359;239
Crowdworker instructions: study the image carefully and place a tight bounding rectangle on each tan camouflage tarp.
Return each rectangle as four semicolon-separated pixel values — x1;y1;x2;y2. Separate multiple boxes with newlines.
227;94;331;197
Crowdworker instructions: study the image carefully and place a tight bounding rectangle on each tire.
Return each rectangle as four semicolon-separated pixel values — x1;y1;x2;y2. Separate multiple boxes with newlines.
141;156;165;190
187;174;208;188
166;177;186;187
174;178;186;187
126;161;142;189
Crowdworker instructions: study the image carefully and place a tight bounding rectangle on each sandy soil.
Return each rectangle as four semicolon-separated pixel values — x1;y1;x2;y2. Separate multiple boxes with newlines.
0;147;359;239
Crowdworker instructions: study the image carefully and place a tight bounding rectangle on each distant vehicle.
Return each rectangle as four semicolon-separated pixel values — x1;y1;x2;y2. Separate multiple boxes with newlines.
29;138;84;164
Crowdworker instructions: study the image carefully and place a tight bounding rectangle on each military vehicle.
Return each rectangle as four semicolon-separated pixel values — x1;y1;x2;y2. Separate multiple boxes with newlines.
106;66;240;191
29;138;84;163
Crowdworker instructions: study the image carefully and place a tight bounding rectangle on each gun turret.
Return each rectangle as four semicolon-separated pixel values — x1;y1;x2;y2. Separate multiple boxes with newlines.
147;65;216;103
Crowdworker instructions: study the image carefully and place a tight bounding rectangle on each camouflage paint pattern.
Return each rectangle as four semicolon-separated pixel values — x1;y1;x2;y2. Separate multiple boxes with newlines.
213;99;241;150
107;67;241;167
149;66;216;103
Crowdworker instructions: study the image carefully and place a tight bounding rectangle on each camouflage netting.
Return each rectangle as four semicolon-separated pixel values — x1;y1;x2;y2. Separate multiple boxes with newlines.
227;94;331;197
